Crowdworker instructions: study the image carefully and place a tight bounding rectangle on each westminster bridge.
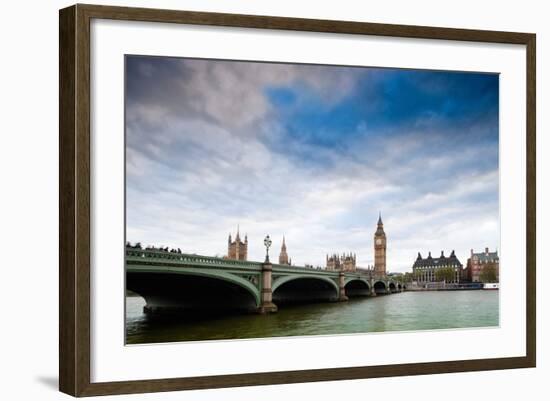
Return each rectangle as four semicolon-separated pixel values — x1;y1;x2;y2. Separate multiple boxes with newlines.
126;248;404;315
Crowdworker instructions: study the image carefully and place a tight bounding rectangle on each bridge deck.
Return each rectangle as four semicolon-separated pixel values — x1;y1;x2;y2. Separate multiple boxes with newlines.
126;249;390;280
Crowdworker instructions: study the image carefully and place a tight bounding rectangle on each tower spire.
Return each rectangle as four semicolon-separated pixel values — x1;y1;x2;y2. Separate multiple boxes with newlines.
279;235;289;265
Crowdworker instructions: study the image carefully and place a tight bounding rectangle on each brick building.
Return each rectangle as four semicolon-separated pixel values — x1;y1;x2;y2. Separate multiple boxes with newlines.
465;247;499;283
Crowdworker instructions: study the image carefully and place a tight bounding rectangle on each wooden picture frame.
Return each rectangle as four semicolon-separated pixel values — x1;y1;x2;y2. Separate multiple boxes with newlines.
59;3;536;397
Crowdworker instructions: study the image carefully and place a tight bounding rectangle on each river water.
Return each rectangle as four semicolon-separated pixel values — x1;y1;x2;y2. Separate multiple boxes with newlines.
126;290;499;344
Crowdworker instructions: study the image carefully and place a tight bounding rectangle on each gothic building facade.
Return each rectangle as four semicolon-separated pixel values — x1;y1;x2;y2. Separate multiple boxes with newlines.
324;215;387;274
325;253;357;271
226;228;248;261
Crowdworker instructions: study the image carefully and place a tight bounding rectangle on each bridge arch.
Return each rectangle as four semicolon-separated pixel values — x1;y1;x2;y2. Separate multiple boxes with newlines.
272;275;339;305
389;282;397;293
272;275;339;293
176;269;261;305
127;267;261;313
344;278;370;297
373;280;387;295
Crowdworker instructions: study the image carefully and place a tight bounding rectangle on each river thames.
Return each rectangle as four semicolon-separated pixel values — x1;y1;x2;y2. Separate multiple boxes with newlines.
126;290;498;344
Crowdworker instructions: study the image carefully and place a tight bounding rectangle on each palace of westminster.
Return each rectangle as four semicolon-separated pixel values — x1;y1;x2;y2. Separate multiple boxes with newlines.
224;214;499;283
128;213;497;284
225;214;388;276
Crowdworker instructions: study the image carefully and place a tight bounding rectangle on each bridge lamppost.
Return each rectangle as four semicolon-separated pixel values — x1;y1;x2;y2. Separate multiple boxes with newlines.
259;234;277;314
264;235;272;263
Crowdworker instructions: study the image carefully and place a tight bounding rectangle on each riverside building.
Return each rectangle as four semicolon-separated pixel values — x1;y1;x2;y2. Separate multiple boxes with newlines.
412;250;463;283
465;248;499;283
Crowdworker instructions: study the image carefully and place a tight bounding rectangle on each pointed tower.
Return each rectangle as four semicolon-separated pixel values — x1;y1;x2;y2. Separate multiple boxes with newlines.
374;212;387;276
279;236;289;265
227;226;248;261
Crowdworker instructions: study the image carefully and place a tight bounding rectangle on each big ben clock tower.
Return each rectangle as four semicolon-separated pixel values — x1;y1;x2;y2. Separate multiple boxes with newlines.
374;213;386;276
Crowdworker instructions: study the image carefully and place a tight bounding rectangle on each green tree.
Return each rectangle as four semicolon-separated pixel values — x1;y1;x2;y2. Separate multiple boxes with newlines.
403;272;414;283
435;268;456;282
392;274;404;283
479;265;497;283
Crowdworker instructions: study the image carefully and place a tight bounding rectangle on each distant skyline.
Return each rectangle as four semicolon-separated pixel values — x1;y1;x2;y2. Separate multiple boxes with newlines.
125;56;499;272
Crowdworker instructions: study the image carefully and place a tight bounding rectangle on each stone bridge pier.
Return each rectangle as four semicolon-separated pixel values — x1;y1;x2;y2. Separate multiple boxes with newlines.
258;262;278;314
338;271;349;302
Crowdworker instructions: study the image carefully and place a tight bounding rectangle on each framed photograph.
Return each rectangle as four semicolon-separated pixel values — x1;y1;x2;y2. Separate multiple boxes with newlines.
59;4;536;397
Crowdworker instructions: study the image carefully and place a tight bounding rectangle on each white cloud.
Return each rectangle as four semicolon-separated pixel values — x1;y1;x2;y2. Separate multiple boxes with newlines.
125;57;499;273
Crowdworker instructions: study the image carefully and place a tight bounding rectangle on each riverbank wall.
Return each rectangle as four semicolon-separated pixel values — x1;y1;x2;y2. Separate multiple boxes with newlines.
405;283;487;291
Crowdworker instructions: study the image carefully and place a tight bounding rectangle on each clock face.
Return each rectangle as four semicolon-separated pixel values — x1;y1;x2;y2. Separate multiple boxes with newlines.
376;238;382;245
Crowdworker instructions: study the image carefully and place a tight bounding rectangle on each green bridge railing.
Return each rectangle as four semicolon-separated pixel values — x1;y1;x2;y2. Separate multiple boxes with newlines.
126;248;384;279
126;249;262;268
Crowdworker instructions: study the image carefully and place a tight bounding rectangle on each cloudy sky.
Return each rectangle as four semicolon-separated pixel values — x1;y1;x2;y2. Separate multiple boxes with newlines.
125;55;499;272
